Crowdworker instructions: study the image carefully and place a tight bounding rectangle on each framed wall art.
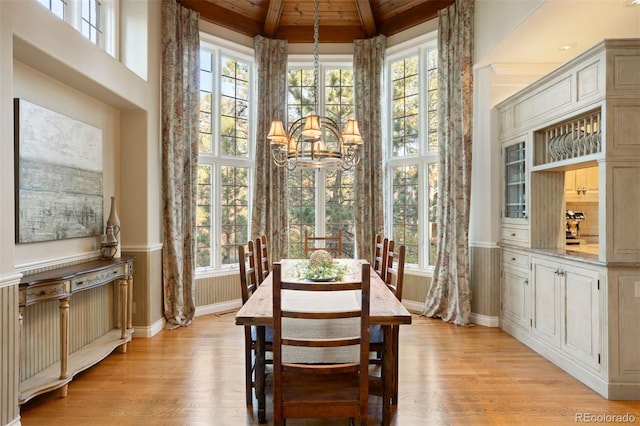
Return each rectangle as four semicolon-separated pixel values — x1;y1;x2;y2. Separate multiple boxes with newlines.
14;98;103;243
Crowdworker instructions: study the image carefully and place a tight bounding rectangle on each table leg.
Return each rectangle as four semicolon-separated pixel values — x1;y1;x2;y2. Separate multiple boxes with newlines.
392;326;399;405
382;325;394;425
255;326;267;424
117;278;129;353
59;297;70;380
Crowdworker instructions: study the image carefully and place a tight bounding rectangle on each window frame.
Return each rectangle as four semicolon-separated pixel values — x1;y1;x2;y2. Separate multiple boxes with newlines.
197;35;257;276
384;33;439;273
37;0;117;56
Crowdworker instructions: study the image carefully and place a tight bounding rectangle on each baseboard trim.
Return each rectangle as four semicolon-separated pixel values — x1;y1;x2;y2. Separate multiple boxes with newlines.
196;300;242;317
133;317;166;338
403;300;499;327
470;313;500;327
402;300;424;314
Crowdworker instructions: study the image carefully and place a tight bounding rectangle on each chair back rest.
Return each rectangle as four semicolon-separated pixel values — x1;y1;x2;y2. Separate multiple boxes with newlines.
255;234;270;283
238;241;259;304
304;229;343;257
272;260;370;372
373;234;388;278
385;241;406;301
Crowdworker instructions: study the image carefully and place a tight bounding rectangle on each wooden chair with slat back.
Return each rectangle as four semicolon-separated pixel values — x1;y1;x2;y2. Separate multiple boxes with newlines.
255;234;270;283
304;229;343;258
373;234;388;278
369;240;406;405
238;241;272;406
272;262;370;426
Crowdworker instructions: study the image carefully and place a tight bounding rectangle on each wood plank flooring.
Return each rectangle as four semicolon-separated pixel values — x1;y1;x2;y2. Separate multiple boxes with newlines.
20;312;640;425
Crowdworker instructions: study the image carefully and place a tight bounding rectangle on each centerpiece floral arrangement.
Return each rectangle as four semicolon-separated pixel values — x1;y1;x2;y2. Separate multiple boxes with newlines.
295;250;347;281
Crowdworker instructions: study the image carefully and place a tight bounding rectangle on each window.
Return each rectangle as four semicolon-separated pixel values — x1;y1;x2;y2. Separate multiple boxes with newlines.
80;0;102;45
38;0;66;19
37;0;114;54
386;36;438;270
286;62;356;258
197;39;255;271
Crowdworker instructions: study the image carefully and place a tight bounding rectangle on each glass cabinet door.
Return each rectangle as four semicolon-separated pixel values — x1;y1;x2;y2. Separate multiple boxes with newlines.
504;142;527;219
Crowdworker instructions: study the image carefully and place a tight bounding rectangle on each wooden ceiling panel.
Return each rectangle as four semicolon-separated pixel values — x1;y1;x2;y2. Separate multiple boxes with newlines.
181;0;454;44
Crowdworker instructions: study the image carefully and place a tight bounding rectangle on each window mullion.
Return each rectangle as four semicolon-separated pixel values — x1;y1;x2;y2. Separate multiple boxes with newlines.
316;168;326;236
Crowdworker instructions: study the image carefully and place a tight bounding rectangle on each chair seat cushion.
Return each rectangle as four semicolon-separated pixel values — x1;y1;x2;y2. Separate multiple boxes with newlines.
251;325;273;343
369;324;383;344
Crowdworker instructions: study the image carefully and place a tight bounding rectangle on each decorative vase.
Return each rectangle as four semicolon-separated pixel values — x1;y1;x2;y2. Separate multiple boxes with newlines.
106;196;121;258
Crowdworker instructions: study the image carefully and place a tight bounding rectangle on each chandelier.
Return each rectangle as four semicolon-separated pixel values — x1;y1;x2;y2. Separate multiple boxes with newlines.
267;0;363;170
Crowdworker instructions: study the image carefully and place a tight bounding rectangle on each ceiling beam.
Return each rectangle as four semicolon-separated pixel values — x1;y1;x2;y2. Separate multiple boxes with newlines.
378;0;454;36
264;0;284;38
354;0;376;37
276;25;366;44
180;0;262;37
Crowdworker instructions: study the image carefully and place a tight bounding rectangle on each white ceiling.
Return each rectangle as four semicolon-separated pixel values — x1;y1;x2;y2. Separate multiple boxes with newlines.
475;0;640;69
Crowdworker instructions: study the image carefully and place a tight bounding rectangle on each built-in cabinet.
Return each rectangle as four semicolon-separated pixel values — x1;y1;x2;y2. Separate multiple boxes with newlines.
531;256;602;371
501;249;529;330
565;166;599;203
497;39;640;400
501;137;529;247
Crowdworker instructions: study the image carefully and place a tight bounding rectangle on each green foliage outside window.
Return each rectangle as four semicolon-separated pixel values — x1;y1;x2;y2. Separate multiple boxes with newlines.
197;50;253;268
286;66;356;259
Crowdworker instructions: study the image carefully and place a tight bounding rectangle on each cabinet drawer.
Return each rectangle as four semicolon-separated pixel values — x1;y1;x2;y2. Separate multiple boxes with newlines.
502;227;529;244
71;265;126;292
21;281;71;306
503;250;529;269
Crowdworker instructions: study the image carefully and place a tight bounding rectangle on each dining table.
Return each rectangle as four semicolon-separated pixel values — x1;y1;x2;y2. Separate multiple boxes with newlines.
235;258;412;425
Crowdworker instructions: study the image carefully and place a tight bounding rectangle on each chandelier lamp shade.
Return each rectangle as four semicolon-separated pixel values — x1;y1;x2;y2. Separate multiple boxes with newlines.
267;116;363;170
266;0;364;170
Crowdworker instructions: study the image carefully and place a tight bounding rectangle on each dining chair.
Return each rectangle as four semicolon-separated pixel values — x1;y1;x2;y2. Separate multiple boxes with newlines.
304;229;343;257
373;234;388;278
272;262;370;425
255;234;270;283
369;240;406;405
238;241;272;406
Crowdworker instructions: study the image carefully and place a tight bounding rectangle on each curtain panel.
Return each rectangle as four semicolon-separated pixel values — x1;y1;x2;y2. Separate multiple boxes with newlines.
160;0;200;329
353;35;386;263
423;0;474;326
252;36;289;262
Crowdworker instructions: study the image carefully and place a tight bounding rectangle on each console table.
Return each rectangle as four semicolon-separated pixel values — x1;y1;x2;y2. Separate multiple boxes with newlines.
18;256;134;404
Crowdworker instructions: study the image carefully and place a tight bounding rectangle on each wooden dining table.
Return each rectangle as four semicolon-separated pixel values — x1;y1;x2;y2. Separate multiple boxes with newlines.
235;259;412;424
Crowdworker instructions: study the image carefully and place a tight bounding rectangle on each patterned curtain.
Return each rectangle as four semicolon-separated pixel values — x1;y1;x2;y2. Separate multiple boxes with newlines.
251;36;289;261
423;0;474;326
160;0;200;329
353;35;386;263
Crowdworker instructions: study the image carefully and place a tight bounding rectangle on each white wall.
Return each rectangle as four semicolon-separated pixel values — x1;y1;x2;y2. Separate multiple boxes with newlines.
2;0;161;271
0;1;162;423
12;61;120;267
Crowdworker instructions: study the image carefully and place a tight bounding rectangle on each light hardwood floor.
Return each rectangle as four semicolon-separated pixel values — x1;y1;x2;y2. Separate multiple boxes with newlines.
20;312;640;425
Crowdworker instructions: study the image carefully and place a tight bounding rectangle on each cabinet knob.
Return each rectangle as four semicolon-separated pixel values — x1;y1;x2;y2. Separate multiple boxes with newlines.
524;279;528;285
510;233;516;237
511;257;516;261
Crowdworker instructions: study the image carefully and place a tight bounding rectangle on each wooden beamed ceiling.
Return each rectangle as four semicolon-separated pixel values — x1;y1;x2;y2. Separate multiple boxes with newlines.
179;0;454;44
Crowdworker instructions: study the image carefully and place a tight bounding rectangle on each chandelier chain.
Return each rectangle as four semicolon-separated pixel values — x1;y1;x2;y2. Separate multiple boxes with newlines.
265;0;362;171
313;0;319;113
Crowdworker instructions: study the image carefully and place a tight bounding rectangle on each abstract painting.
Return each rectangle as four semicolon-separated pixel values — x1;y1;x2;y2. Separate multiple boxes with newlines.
14;98;103;243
